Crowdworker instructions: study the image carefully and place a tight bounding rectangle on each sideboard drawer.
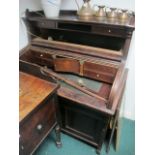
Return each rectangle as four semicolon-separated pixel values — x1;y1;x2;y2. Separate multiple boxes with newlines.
37;21;56;29
31;50;53;59
19;97;56;155
92;26;127;38
83;62;117;83
31;51;54;67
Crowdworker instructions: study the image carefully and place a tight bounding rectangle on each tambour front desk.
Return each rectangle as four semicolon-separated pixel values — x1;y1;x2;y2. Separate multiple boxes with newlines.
19;9;135;154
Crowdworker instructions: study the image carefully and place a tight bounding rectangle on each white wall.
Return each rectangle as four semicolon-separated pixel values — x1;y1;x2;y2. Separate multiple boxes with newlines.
61;0;135;11
19;0;42;49
124;32;135;120
19;0;135;120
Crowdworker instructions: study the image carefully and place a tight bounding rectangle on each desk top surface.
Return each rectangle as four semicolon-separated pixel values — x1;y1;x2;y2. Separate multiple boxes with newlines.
19;72;58;122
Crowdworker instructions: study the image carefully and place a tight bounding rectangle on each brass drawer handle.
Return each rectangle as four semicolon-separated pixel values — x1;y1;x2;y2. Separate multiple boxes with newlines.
37;124;43;131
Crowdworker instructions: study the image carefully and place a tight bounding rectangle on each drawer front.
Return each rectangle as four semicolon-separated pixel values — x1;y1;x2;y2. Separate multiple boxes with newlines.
37;21;56;29
92;26;127;38
54;58;80;74
83;62;117;83
19;97;56;155
30;51;118;83
31;51;54;67
31;50;52;59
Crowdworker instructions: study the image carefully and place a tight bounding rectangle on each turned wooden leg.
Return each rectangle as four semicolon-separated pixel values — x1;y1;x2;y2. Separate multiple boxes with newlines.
97;117;111;155
96;129;107;155
55;125;62;148
106;109;120;153
96;148;101;155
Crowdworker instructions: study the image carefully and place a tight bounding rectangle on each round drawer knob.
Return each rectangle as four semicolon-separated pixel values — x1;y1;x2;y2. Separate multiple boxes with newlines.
21;145;24;150
37;124;43;131
40;54;43;57
108;30;111;33
97;74;100;78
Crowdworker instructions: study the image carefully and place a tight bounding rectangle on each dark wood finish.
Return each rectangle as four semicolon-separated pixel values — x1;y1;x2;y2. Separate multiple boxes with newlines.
19;72;61;155
106;69;128;153
40;67;108;103
19;72;58;122
98;83;111;99
55;125;62;148
54;58;80;74
19;41;127;154
19;97;56;155
31;38;123;61
24;10;134;60
19;60;109;114
83;61;117;83
25;10;134;37
19;9;134;154
28;44;120;66
58;97;110;145
20;40;119;83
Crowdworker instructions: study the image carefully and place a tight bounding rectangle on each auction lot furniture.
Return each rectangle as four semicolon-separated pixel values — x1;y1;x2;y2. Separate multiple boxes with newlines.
19;9;134;154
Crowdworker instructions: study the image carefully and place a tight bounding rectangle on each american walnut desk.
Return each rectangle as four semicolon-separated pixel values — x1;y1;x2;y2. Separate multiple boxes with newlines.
19;72;61;155
20;9;135;154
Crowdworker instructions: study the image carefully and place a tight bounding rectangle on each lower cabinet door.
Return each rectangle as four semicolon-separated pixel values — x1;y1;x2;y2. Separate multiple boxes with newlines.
59;97;110;145
19;98;56;155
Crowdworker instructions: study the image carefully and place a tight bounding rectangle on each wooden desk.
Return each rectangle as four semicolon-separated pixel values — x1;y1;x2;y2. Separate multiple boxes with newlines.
20;9;134;154
19;72;61;155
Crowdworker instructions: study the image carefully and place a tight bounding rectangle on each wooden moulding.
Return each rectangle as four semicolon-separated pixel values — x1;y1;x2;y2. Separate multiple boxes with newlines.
108;63;128;111
31;38;123;61
25;10;135;33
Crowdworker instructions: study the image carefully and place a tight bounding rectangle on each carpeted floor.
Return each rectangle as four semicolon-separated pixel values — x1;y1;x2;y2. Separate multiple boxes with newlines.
34;118;135;155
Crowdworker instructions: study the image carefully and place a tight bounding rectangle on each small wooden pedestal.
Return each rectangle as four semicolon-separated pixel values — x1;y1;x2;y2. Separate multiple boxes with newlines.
19;72;61;155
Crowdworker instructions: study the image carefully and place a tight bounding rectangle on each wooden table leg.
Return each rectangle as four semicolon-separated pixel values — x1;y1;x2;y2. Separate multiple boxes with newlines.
115;116;122;151
96;129;106;155
55;125;62;148
115;92;125;151
106;108;119;153
96;118;110;155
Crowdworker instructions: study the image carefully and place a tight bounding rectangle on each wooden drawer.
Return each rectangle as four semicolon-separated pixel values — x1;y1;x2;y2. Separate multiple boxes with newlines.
19;97;56;155
31;50;51;59
83;62;117;83
31;50;54;67
92;25;127;38
37;21;56;29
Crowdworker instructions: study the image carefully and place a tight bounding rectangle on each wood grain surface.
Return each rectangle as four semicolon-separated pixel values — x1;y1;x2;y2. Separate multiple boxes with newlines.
19;72;57;122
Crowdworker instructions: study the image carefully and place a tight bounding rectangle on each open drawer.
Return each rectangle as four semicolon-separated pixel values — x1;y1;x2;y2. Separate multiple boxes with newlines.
20;38;128;115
